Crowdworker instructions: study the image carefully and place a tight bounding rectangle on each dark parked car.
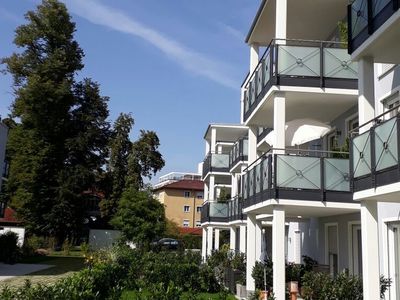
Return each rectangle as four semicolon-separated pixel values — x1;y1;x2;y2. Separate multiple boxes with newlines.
151;238;180;250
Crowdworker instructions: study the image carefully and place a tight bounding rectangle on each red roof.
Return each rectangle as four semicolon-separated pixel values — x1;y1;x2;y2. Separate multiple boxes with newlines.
0;207;20;224
178;227;202;236
154;180;204;191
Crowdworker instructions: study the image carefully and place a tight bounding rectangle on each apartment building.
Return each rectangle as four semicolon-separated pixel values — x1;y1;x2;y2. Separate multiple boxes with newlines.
0;122;8;217
200;0;370;298
154;172;204;228
349;1;400;299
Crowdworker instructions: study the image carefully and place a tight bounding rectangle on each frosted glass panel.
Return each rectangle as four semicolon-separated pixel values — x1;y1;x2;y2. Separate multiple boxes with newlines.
263;54;271;86
276;155;321;189
351;0;368;37
278;46;320;77
375;118;398;171
249;81;256;106
243;174;248;199
352;131;372;178
256;68;263;96
211;154;229;168
249;168;254;197
244;90;249;113
373;0;391;17
255;163;261;193
324;158;350;191
210;203;228;217
324;48;358;79
243;140;248;156
262;157;269;191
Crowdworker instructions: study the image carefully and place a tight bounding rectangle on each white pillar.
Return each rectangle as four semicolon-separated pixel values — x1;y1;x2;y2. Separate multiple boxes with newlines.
273;206;286;300
275;0;287;40
202;227;207;261
211;127;217;152
209;175;215;201
207;226;214;256
250;43;259;73
360;200;380;300
273;93;286;153
230;226;237;251
214;228;220;250
255;221;262;261
204;183;209;201
248;126;258;164
231;174;237;198
205;140;210;155
217;145;222;154
246;214;257;292
240;225;247;253
358;58;375;133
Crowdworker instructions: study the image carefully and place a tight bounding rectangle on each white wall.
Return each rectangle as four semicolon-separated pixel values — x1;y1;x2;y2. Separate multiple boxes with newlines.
88;229;121;250
0;226;25;246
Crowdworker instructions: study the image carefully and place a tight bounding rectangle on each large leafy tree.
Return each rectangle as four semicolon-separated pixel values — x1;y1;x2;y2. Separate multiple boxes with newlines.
111;188;166;247
2;0;110;243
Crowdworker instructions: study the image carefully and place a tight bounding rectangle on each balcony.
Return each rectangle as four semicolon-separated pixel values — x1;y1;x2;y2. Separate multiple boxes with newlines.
229;138;248;171
227;196;246;222
202;152;230;179
351;110;400;192
242;39;358;123
201;201;229;223
242;150;352;207
348;0;400;57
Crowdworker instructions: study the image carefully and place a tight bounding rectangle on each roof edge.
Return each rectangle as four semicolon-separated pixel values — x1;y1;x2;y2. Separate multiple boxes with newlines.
245;0;267;43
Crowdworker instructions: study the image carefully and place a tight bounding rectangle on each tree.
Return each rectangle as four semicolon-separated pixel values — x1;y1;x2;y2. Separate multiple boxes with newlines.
2;0;111;244
111;189;166;247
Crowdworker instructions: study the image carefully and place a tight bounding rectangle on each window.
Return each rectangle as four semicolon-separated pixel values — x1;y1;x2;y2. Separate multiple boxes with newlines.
347;116;359;135
327;132;337;152
196;192;203;199
184;191;190;198
183;220;189;227
196;221;201;227
183;205;190;213
196;206;202;213
383;92;400;119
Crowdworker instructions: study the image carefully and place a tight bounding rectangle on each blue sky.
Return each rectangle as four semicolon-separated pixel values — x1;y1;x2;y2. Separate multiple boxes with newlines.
0;0;258;183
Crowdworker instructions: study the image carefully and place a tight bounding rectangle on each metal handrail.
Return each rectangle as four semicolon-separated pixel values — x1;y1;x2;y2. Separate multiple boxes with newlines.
349;103;400;136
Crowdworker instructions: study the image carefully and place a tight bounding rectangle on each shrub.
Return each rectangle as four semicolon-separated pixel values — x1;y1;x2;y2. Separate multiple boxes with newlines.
252;260;273;290
0;231;20;264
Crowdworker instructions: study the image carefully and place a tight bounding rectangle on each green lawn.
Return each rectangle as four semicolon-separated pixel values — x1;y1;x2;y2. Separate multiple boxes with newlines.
0;256;85;288
120;290;236;300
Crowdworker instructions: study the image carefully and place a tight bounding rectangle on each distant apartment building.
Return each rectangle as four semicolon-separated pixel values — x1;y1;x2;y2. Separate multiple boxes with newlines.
154;172;204;228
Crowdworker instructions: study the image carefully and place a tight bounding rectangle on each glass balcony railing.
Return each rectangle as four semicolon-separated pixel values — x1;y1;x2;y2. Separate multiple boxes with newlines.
348;0;399;53
227;196;246;222
351;111;400;191
242;39;358;122
242;151;352;207
202;152;230;178
200;201;229;223
229;138;248;170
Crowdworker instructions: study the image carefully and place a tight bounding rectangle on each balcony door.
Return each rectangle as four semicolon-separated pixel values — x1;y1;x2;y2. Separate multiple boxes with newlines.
325;223;339;276
349;223;362;276
388;222;400;299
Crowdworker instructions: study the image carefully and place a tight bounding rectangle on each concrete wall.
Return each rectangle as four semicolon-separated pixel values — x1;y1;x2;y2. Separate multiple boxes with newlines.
88;229;120;250
316;212;360;272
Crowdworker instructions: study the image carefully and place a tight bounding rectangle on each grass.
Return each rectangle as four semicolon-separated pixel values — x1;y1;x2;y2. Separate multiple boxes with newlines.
0;256;85;288
120;290;237;300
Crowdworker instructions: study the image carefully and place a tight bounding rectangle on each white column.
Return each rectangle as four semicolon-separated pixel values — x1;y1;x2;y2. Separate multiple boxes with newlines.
217;145;222;154
202;227;207;261
230;226;237;251
214;228;220;250
250;43;259;73
273;93;286;153
205;140;210;155
248;126;258;164
204;183;209;201
231;174;237;198
358;58;375;133
246;214;257;292
211;127;217;152
207;226;214;256
275;0;287;40
273;206;286;300
360;200;380;300
240;225;247;253
209;175;215;201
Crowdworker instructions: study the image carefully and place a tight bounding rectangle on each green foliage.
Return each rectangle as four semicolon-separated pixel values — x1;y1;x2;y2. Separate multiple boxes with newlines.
217;187;231;202
252;260;273;290
0;231;20;264
337;21;348;46
110;189;166;247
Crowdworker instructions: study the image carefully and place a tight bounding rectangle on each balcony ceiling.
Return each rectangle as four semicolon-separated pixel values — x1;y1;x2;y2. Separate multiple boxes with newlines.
204;124;248;143
247;0;349;45
246;90;358;127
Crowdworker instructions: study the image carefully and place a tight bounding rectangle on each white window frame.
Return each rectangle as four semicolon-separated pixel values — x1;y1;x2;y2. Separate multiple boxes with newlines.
196;206;202;213
183;205;190;213
184;191;191;198
382;91;400;119
345;113;359;137
196;192;204;199
195;221;201;227
325;223;339;276
347;221;362;276
183;219;190;227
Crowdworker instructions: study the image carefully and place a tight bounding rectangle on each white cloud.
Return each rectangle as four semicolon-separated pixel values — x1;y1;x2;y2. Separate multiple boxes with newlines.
218;22;244;41
63;0;238;89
